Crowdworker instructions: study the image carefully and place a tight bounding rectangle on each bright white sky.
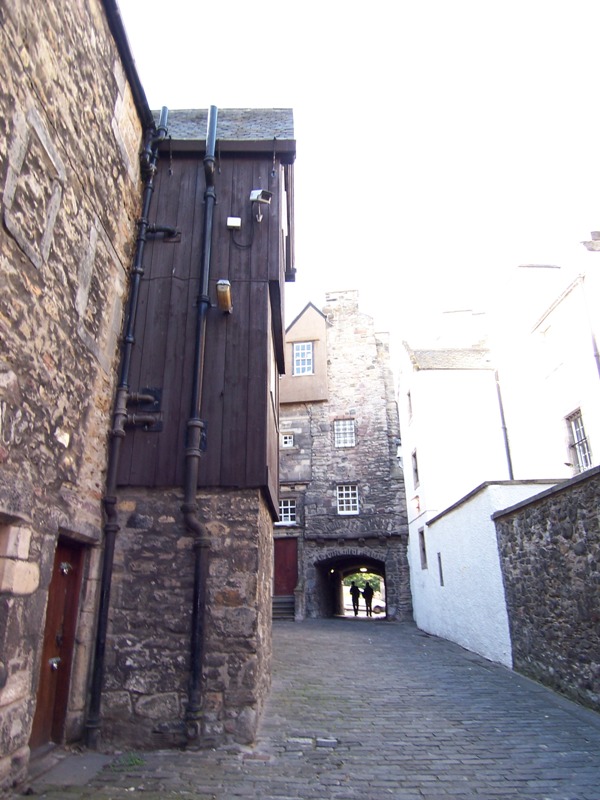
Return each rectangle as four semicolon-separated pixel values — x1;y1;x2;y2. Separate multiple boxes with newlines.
117;0;600;342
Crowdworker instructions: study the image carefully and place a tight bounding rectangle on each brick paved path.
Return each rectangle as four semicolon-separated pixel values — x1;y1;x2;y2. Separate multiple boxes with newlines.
25;619;600;799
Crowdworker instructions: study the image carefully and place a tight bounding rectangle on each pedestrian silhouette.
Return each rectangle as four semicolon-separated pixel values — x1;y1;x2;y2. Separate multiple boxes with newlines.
349;581;361;616
363;581;374;617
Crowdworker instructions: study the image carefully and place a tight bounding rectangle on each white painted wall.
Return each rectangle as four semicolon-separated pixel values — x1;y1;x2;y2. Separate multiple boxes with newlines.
398;262;600;666
408;481;557;666
490;267;600;480
405;368;511;514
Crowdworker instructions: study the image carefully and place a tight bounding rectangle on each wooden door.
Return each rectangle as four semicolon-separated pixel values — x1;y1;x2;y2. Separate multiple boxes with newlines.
29;540;84;749
273;538;298;595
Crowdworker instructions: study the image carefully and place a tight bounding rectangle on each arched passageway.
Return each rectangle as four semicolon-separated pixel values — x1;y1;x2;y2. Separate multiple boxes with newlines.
296;540;411;622
312;553;387;619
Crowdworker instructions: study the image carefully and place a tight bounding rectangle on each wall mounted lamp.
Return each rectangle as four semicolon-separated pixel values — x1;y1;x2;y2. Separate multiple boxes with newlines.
249;189;272;204
216;279;233;314
250;188;272;222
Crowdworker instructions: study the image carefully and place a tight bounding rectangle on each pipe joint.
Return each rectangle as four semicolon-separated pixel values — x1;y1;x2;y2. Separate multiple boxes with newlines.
104;521;120;535
185;447;203;460
103;495;118;512
193;535;211;550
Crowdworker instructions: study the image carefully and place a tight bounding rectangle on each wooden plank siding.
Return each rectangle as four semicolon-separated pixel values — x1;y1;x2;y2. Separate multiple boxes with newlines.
117;149;287;515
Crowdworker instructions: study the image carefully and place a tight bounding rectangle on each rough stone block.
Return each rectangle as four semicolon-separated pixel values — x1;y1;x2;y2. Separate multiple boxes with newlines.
0;666;30;708
134;692;180;720
0;526;31;559
0;558;39;595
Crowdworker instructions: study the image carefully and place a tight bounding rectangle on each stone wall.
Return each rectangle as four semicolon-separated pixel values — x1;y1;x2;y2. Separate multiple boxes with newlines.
494;467;600;711
0;0;142;790
103;487;273;749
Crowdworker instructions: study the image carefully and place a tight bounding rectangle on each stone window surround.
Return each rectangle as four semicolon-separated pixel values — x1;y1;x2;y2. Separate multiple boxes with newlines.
333;418;356;448
281;433;294;448
336;484;359;515
277;498;297;524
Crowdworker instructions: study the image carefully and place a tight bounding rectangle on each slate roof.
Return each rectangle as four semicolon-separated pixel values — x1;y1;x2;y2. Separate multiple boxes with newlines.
406;347;494;370
155;108;294;141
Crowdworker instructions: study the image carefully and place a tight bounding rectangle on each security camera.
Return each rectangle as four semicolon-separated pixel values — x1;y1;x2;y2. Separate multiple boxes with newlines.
249;189;272;204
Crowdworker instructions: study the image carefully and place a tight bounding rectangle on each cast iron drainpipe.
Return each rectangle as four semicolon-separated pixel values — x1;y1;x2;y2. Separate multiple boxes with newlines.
182;105;218;743
85;107;169;749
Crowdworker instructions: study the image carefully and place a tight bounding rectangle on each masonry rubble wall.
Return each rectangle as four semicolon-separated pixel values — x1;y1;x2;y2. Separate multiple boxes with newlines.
0;0;142;791
494;467;600;712
102;487;273;749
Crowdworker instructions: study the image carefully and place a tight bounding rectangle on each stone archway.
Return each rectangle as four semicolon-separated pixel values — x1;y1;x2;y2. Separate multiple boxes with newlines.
301;540;411;621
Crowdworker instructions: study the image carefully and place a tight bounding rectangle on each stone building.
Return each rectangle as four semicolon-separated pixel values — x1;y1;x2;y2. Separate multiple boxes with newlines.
1;0;295;792
276;291;411;621
99;107;295;751
0;0;147;789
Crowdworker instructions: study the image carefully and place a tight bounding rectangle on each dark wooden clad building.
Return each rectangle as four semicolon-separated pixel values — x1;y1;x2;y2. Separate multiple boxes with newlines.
98;108;297;749
117;108;296;514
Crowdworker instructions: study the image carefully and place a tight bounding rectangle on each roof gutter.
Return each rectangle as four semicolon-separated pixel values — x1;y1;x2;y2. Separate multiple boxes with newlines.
102;0;155;130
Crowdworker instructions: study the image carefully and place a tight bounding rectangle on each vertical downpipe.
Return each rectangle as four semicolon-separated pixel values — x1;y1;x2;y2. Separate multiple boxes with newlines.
182;105;218;743
85;108;169;748
495;370;514;480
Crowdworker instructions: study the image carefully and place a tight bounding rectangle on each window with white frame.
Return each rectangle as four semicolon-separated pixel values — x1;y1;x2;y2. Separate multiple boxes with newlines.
334;418;355;447
292;341;314;375
281;433;294;448
567;410;592;473
278;498;297;524
336;484;359;515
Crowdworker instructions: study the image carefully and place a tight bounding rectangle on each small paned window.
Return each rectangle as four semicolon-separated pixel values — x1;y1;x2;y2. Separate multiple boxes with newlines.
334;419;356;447
419;528;428;570
278;499;297;524
292;341;314;375
411;449;420;488
281;433;294;448
336;484;359;515
567;410;592;473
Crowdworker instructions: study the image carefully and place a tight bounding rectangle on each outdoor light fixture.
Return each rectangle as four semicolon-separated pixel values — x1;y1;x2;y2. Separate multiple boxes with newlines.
216;279;232;314
249;189;272;204
249;189;272;222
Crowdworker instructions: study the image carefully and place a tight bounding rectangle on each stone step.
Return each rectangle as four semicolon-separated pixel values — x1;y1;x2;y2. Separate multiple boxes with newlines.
272;595;295;619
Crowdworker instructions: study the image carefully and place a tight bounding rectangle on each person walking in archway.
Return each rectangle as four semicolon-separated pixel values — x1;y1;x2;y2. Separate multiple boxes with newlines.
349;581;361;616
363;581;374;617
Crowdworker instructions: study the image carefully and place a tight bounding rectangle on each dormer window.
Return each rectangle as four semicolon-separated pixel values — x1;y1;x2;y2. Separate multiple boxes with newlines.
292;341;314;375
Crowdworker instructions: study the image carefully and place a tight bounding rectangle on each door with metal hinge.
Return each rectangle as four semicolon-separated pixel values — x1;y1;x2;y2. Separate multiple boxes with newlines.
29;539;84;750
